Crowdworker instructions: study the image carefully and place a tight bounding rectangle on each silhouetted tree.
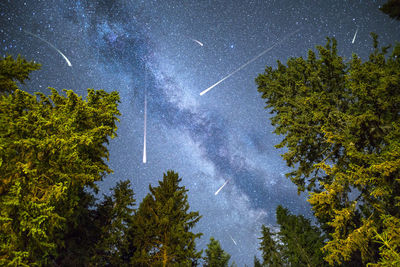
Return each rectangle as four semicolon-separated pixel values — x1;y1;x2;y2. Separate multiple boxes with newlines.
380;0;400;20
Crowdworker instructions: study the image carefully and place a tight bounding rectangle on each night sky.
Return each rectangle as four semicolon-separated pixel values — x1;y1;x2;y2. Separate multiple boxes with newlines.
1;0;400;265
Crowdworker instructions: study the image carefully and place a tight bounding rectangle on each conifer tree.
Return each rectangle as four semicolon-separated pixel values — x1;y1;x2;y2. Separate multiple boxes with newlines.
256;35;400;265
254;256;263;267
275;205;327;267
380;0;400;20
0;55;41;94
0;55;121;266
91;180;136;266
204;237;231;267
258;224;282;267
130;170;202;266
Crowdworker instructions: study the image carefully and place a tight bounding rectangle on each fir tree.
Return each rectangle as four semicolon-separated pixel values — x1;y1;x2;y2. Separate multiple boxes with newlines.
204;237;231;267
129;170;202;266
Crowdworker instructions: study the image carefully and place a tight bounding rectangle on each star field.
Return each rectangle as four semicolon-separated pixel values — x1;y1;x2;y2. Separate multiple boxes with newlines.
1;0;400;265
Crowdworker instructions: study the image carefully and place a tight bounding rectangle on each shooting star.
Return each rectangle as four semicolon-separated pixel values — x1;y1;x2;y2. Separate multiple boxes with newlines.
142;94;147;163
143;73;147;163
192;39;204;46
24;30;72;67
200;28;301;96
214;179;230;195
352;28;358;44
229;234;237;246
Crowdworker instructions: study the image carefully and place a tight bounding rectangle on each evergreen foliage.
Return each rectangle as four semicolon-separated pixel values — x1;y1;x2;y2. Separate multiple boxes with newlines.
380;0;400;20
204;237;231;267
254;256;263;267
275;205;327;266
256;35;400;265
130;170;203;266
258;224;282;267
258;206;326;267
0;55;121;266
91;180;136;266
0;55;41;94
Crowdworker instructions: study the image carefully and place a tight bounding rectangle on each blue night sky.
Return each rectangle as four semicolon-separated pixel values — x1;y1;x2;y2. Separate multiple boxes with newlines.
1;0;399;265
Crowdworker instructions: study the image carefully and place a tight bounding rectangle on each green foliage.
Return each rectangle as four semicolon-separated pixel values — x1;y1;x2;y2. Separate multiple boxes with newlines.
380;0;400;20
204;237;231;267
258;206;326;267
0;55;121;266
276;205;327;266
0;55;41;94
53;180;136;267
258;224;282;267
92;180;136;266
257;35;400;265
254;256;263;267
129;170;203;266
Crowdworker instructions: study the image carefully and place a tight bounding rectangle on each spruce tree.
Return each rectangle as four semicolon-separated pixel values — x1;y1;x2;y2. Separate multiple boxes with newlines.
130;170;202;266
275;205;327;267
258;224;282;267
253;256;263;267
0;55;121;266
380;0;400;20
204;237;231;267
91;180;136;266
256;35;400;265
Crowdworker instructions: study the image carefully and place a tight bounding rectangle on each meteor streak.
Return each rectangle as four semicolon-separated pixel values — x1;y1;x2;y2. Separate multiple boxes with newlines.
200;28;301;96
214;179;230;195
229;234;237;245
352;28;358;44
142;95;147;163
24;30;72;67
192;39;204;46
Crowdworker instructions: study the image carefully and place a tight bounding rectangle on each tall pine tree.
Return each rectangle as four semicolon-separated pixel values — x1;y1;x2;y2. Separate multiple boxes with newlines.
130;170;202;266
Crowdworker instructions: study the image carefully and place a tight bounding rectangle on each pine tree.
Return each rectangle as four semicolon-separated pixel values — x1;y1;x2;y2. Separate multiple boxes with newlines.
256;35;400;265
204;237;231;267
130;170;202;266
0;55;121;266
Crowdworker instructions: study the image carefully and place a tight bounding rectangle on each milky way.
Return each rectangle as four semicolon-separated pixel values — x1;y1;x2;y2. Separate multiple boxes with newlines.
1;0;399;265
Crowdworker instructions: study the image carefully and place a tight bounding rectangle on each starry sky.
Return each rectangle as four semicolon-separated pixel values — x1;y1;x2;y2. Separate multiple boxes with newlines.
1;0;400;265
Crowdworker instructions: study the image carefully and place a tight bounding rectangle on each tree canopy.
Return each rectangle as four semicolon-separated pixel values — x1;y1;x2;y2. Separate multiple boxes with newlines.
256;34;400;265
